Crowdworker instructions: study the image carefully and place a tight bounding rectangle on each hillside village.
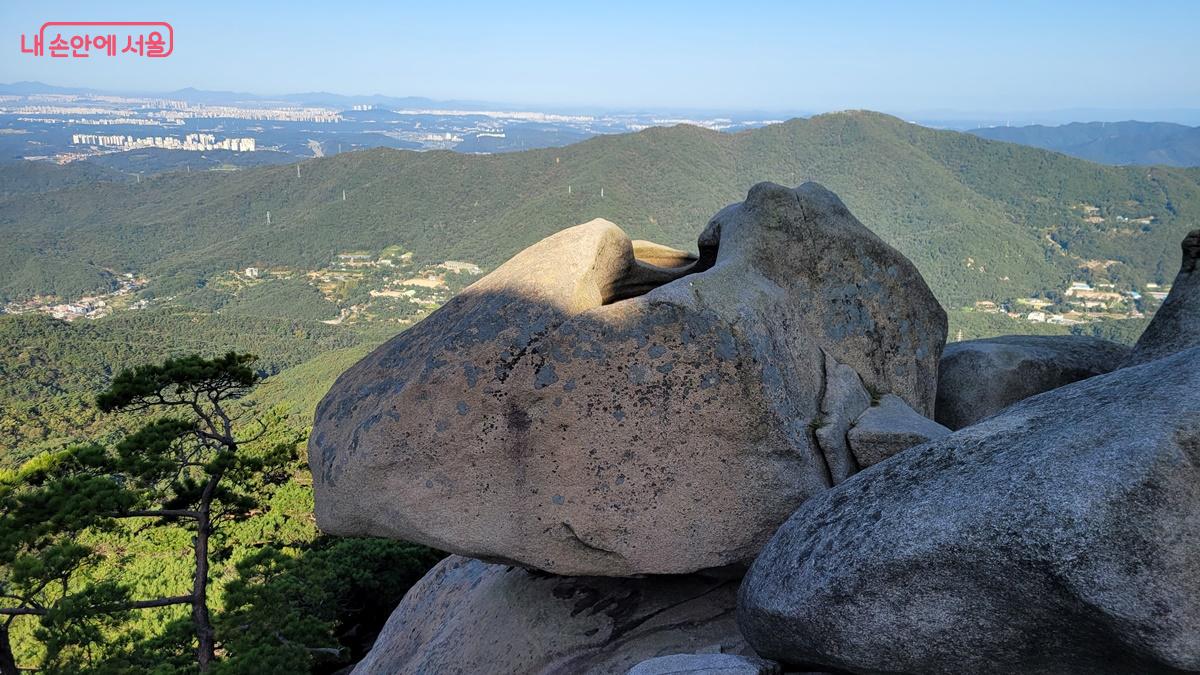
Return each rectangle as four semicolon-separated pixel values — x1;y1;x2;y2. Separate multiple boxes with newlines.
968;277;1166;327
0;273;148;321
960;201;1171;327
0;246;484;327
218;247;483;324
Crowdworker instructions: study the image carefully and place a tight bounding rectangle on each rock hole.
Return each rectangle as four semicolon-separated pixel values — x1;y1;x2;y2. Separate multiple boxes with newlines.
601;238;717;304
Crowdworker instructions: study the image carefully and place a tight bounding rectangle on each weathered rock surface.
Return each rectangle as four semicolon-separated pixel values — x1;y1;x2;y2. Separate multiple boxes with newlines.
813;352;873;484
1128;229;1200;366
739;346;1200;675
626;653;780;675
846;394;950;467
353;555;749;675
310;181;947;576
935;334;1130;429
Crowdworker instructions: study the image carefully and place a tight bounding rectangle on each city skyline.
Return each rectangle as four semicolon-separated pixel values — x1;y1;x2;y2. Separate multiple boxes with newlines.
7;79;1200;129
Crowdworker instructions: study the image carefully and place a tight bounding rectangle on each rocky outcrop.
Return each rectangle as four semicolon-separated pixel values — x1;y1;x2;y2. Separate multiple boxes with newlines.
1128;229;1200;366
846;394;950;467
310;182;947;576
935;334;1130;429
352;555;749;675
738;346;1200;675
626;653;780;675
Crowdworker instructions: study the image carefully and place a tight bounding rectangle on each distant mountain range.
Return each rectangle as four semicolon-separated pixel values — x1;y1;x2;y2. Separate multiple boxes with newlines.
0;81;495;111
0;81;99;95
2;111;1197;311
970;121;1200;167
14;81;1200;128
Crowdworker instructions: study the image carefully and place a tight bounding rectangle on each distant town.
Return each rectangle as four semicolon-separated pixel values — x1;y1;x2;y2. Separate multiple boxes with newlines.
0;87;783;167
969;276;1165;327
71;132;256;153
1;273;148;321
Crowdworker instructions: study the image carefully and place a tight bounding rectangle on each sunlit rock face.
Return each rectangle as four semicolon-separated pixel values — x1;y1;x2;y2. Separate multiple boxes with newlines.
308;182;947;576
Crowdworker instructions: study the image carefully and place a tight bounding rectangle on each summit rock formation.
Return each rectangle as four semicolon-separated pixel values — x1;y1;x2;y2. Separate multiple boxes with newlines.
308;182;948;576
1128;229;1200;366
739;345;1200;674
334;214;1199;674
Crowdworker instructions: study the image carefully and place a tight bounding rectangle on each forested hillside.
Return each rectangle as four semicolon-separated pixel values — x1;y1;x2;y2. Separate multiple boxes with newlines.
0;160;127;200
0;309;376;465
3;111;1197;308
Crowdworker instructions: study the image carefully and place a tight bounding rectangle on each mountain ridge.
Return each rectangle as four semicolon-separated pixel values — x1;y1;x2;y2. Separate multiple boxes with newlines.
2;111;1197;310
970;120;1200;166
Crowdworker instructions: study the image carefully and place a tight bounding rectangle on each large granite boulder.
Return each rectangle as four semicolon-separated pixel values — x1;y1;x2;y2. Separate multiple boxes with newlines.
353;555;750;675
310;182;947;576
1128;229;1200;366
739;346;1200;675
935;334;1129;429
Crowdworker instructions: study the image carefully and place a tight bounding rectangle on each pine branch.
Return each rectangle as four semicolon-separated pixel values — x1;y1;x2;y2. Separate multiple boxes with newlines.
0;594;192;616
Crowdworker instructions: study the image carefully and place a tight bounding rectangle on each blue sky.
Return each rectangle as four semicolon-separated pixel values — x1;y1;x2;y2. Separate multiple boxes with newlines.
3;0;1199;114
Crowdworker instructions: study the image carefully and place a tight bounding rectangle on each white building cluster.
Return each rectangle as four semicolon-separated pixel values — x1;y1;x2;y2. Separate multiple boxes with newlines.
72;133;257;152
19;116;163;127
153;106;342;123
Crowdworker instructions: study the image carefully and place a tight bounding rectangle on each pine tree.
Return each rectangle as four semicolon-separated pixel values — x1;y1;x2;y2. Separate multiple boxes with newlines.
94;352;291;670
0;352;290;673
0;445;142;675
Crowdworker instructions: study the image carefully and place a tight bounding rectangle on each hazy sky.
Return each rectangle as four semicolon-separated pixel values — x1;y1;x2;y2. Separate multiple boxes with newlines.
4;0;1199;114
